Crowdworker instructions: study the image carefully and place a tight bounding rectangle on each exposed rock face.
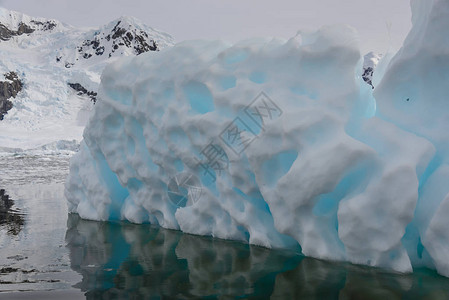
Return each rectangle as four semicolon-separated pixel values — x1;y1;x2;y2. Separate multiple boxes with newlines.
29;19;57;31
0;72;23;120
110;20;158;54
68;82;97;103
362;66;375;89
0;22;34;41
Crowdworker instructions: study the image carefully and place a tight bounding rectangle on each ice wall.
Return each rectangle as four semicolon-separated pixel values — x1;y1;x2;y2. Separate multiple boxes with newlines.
66;0;449;276
374;0;449;277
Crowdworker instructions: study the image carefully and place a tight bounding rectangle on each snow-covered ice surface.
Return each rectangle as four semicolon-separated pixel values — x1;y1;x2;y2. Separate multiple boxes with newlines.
66;0;449;277
0;7;173;152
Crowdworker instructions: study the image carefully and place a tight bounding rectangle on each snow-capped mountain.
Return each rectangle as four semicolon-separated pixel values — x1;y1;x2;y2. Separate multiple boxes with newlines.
0;8;62;42
56;16;173;69
362;52;382;89
0;7;174;152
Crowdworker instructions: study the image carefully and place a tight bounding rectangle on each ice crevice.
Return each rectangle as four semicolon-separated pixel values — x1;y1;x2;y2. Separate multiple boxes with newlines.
65;0;449;277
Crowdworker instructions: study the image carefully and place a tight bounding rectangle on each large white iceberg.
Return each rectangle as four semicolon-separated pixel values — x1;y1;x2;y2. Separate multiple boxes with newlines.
65;0;449;276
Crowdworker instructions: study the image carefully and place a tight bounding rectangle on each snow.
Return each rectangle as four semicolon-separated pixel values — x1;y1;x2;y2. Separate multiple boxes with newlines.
0;8;174;153
363;52;382;69
61;0;449;277
55;15;174;71
361;52;382;89
0;6;62;32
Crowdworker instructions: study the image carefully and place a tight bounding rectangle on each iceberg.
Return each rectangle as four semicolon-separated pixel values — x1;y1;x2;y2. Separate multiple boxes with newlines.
65;0;449;276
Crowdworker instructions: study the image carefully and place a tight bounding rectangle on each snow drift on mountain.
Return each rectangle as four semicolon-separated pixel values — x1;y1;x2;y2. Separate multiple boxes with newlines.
66;0;449;277
0;7;173;151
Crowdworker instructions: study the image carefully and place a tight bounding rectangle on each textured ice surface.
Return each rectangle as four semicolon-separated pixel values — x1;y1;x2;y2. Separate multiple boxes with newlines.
373;0;449;277
66;0;449;276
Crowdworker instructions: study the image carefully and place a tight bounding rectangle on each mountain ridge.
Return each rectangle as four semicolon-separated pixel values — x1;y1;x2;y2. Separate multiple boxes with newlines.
0;7;174;151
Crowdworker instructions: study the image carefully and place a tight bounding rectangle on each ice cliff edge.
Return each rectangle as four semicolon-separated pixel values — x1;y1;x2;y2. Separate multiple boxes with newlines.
65;0;449;277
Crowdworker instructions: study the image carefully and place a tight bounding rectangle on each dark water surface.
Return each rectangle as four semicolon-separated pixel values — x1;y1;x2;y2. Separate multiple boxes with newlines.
1;155;449;299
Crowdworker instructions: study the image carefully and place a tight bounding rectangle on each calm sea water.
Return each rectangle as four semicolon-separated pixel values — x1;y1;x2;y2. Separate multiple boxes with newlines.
1;154;449;299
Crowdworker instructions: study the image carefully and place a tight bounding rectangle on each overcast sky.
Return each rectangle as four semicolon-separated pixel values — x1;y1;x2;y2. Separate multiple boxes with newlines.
0;0;412;54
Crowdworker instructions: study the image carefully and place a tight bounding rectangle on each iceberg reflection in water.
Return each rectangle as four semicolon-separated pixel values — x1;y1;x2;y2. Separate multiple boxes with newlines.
66;214;449;299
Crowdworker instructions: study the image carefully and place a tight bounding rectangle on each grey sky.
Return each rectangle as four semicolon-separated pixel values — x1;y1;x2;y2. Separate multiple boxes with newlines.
1;0;412;53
